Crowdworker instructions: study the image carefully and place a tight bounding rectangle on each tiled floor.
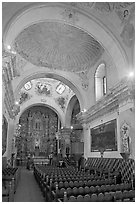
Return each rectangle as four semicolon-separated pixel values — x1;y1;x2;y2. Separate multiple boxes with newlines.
14;168;45;202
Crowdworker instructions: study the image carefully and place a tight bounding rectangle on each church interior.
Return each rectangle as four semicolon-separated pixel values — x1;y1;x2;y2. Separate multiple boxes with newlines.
2;2;135;202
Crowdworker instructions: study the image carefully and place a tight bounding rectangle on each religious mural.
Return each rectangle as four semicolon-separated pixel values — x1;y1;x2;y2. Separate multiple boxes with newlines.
35;82;52;96
90;119;117;152
16;106;58;158
2;115;8;155
19;92;32;104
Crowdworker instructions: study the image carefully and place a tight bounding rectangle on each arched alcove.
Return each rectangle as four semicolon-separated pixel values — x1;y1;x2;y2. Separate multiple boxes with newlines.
14;72;84;111
95;63;107;101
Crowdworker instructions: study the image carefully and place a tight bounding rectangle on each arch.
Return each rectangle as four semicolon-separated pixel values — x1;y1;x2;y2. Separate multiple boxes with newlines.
16;103;64;127
65;95;80;127
14;71;84;110
3;3;128;78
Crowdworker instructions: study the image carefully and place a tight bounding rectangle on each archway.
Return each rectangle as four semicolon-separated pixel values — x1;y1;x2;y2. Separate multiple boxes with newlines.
65;95;80;127
14;71;84;111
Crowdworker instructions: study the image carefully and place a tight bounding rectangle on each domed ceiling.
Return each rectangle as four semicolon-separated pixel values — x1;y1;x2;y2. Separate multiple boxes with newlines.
14;22;104;72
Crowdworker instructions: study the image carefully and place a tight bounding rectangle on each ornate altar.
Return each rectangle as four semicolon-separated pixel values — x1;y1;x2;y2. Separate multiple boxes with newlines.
17;106;58;157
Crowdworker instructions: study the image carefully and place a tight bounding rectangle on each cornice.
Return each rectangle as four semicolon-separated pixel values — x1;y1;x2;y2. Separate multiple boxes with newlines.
77;77;135;124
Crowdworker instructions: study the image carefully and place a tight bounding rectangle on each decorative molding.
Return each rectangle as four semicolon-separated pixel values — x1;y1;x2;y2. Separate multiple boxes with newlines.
35;81;52;96
16;54;27;73
61;7;79;24
55;96;67;111
2;45;20;78
94;2;134;20
19;92;32;105
14;21;104;72
75;2;94;10
77;70;89;91
114;3;135;25
94;2;113;13
41;98;47;103
77;77;135;124
120;23;135;47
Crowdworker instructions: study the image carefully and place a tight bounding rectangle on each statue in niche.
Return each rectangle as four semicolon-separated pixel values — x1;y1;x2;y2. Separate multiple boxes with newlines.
120;122;130;153
35;139;40;149
34;138;40;156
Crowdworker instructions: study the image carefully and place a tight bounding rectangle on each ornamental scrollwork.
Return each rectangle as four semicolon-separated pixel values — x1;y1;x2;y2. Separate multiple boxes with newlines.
55;96;66;111
19;92;32;105
35;82;52;96
61;7;79;24
78;70;89;91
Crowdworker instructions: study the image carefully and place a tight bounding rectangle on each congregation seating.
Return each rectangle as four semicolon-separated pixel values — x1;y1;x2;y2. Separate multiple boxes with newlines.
33;157;135;202
2;167;20;202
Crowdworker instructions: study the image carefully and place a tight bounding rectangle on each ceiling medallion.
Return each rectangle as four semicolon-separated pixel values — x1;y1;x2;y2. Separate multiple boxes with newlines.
120;23;134;47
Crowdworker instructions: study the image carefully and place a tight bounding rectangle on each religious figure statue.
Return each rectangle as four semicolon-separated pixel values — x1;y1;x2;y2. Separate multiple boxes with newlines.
120;122;130;153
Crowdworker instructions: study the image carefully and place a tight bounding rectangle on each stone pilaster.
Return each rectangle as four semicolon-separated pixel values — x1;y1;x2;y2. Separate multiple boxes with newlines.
60;128;71;157
5;119;15;163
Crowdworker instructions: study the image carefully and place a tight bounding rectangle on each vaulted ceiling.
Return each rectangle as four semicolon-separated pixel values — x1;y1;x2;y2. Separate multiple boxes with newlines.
3;2;135;75
14;22;104;72
2;2;135;114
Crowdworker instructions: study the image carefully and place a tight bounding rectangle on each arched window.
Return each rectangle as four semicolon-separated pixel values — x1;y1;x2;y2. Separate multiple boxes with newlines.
95;63;107;101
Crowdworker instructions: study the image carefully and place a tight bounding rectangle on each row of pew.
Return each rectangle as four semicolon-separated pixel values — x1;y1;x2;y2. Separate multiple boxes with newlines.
2;167;21;202
34;164;135;202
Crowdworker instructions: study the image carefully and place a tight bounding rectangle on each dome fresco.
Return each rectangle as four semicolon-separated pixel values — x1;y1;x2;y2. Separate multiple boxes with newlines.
14;22;104;72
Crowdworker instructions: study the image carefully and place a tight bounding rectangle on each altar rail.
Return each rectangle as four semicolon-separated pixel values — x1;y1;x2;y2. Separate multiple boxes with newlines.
33;157;49;165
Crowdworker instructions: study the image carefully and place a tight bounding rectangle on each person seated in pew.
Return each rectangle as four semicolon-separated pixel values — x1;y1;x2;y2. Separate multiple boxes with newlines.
116;172;122;184
61;161;66;168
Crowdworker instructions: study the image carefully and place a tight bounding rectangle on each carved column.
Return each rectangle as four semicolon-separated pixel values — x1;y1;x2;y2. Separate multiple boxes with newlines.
60;128;71;157
82;123;90;159
6;119;15;163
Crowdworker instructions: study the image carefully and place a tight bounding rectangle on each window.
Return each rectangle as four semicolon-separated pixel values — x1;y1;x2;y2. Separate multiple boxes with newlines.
95;63;107;101
103;76;107;95
24;81;32;90
56;83;66;94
